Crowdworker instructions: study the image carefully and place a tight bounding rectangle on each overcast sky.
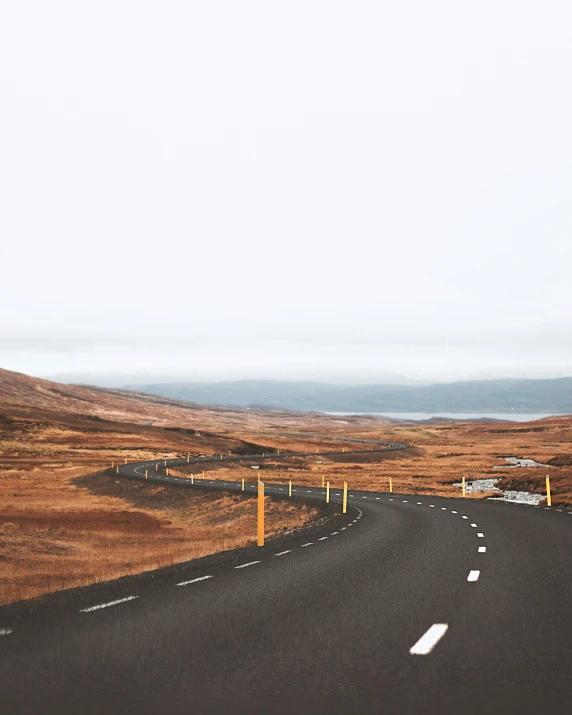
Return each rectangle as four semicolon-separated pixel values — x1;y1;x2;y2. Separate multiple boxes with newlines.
1;1;571;384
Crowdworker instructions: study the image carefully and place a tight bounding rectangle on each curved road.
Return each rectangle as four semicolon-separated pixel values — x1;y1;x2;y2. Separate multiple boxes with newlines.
1;448;572;714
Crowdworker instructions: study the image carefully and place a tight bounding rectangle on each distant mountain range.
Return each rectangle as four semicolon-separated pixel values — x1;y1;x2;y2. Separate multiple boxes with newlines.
124;378;572;414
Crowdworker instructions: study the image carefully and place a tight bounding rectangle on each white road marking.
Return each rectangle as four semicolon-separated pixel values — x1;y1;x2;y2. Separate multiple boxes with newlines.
340;527;347;530
177;575;213;586
467;570;480;582
235;561;261;569
347;523;353;527
471;523;478;527
307;490;312;493
477;532;484;537
275;550;292;556
409;624;449;655
478;546;486;553
429;505;435;508
417;502;422;505
331;531;339;535
441;507;446;510
363;496;368;499
0;628;13;636
462;516;468;519
403;500;408;503
376;497;380;500
80;596;138;612
389;498;393;501
451;510;457;514
318;537;328;541
301;542;313;547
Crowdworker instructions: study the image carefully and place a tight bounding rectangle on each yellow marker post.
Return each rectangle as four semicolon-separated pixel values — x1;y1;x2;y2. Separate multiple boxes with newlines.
242;477;245;492
326;481;330;504
187;454;190;463
156;463;158;471
462;476;466;498
289;480;292;497
343;482;348;514
145;469;148;479
202;471;205;479
164;460;166;467
257;481;265;547
116;466;119;474
546;475;552;506
220;454;223;460
191;475;194;484
389;477;393;493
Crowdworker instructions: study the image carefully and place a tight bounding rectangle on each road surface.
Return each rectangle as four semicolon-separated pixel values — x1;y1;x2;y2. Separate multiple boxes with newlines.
1;450;571;714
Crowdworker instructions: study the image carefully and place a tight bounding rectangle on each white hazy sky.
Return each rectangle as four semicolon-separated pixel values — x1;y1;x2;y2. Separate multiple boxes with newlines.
1;1;571;384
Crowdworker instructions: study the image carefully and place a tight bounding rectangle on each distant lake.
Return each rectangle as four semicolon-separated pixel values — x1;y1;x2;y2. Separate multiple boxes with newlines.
323;412;567;422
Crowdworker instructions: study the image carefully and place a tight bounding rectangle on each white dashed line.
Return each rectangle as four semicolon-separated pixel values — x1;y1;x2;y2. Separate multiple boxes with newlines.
376;497;380;500
462;516;468;519
478;546;486;553
177;575;213;586
301;543;313;547
451;510;457;514
477;532;484;538
403;500;408;503
235;561;261;569
410;624;449;655
429;505;435;508
340;527;347;530
467;570;480;582
318;537;328;541
471;523;478;527
80;596;138;612
441;507;447;511
274;550;292;556
331;531;339;535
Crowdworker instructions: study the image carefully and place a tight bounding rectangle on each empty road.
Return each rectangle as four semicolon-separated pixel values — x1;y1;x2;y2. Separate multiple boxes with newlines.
1;449;571;714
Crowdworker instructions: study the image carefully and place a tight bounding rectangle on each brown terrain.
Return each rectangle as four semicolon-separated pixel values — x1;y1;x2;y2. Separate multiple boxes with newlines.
1;366;571;606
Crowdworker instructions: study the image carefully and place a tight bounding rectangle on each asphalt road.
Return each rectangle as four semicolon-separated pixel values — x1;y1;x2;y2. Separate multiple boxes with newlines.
1;450;571;714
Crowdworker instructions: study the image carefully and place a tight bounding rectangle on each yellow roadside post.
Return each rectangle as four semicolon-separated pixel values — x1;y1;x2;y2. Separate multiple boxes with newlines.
156;463;158;471
326;482;330;504
242;477;245;492
191;475;194;484
145;469;148;479
546;475;552;506
257;481;265;546
389;477;393;493
164;460;166;467
343;482;348;513
220;453;223;460
289;480;292;497
462;476;466;498
187;454;190;463
202;471;205;479
116;466;119;474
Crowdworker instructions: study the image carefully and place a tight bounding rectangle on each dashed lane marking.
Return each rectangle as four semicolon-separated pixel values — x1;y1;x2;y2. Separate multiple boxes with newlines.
451;511;457;514
462;516;468;519
331;531;339;535
471;523;478;527
318;537;328;541
410;624;449;655
235;561;261;569
275;550;292;556
478;546;486;553
467;570;480;582
177;575;213;586
477;533;484;538
301;543;313;547
80;596;138;612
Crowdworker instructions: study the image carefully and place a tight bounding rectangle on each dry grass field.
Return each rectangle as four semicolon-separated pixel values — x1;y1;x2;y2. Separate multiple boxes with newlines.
1;367;571;606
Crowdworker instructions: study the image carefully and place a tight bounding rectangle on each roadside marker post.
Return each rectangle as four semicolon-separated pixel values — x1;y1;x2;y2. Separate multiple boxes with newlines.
389;477;393;493
343;482;348;513
258;481;265;546
187;454;190;463
116;466;119;473
462;476;466;498
326;482;330;504
191;475;194;484
164;460;166;467
202;471;205;479
289;480;292;497
546;475;552;506
156;463;158;471
145;469;148;479
242;478;245;492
